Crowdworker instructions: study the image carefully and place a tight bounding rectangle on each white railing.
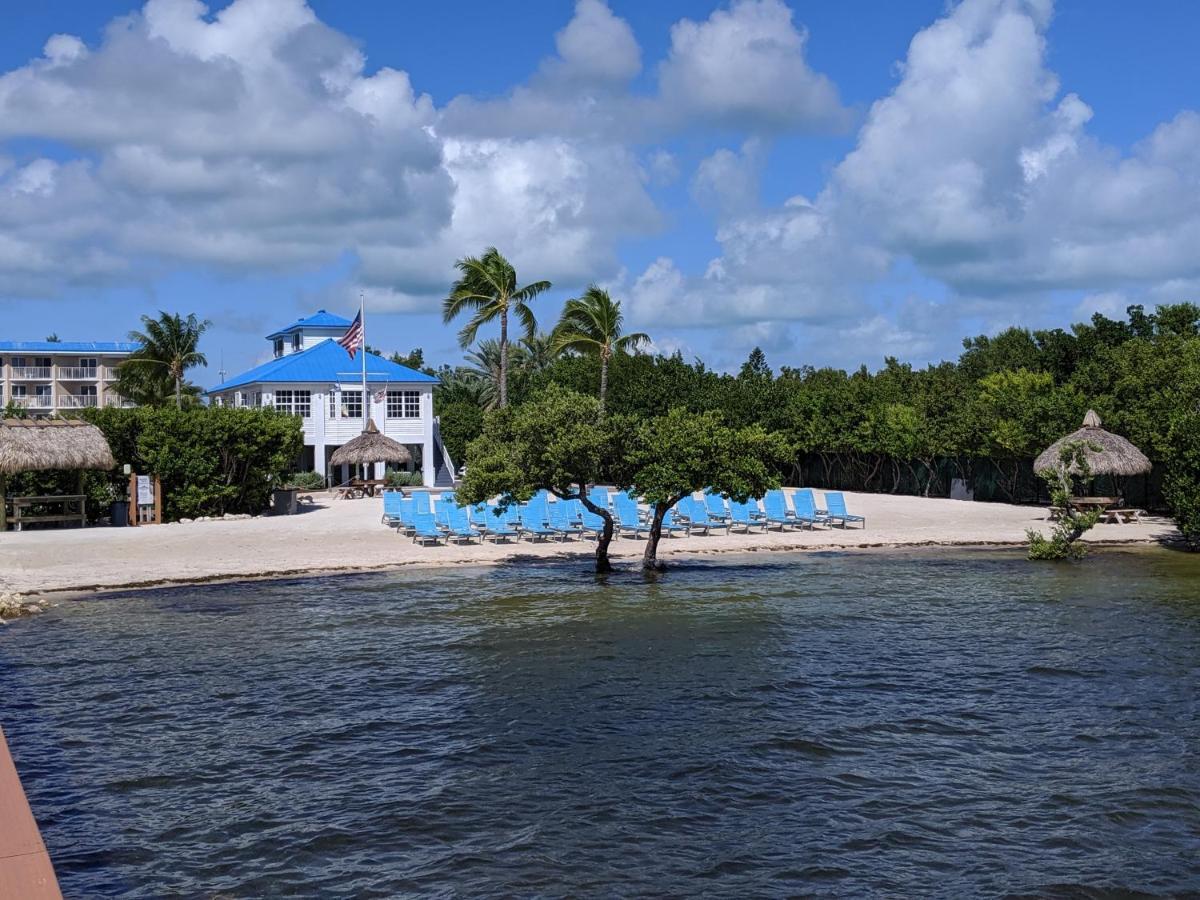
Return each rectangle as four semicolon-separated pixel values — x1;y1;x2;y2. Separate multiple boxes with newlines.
8;367;52;380
102;366;120;380
58;366;99;380
57;394;98;409
10;395;54;408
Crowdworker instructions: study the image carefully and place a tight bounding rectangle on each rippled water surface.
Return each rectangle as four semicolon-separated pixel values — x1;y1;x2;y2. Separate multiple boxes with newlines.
3;549;1200;897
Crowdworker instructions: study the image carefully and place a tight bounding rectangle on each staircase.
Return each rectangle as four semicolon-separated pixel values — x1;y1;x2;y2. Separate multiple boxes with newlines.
432;419;456;488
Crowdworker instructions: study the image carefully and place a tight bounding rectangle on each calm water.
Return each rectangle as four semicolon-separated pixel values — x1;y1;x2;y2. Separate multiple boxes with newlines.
2;549;1200;897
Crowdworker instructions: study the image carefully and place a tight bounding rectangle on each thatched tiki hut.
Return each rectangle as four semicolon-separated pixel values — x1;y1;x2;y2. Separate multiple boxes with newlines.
0;418;116;531
1035;410;1152;493
329;419;411;480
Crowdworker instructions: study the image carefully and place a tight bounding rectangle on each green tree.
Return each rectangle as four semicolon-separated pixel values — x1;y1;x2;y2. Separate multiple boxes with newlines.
518;331;561;377
551;286;649;413
119;311;212;409
457;386;621;572
1026;441;1102;560
1163;402;1200;549
462;339;528;411
442;247;551;409
627;408;791;570
739;347;771;379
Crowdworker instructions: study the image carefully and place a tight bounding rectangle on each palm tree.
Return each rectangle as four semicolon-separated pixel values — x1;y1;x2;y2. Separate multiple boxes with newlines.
462;339;528;411
552;286;649;412
442;247;551;408
120;311;211;409
519;331;561;376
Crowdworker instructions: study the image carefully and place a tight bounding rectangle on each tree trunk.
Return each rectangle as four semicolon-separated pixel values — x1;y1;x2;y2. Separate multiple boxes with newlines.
642;502;668;571
599;349;609;415
498;306;509;409
580;491;614;574
175;374;182;410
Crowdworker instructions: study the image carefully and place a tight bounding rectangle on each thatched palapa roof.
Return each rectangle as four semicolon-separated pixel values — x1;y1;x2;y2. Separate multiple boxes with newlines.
0;418;116;476
329;419;412;467
1034;410;1152;477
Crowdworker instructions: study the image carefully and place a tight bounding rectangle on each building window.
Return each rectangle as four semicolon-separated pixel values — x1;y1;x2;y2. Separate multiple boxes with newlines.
340;389;363;419
79;357;97;371
253;392;262;408
292;333;303;352
11;356;25;368
274;389;311;417
12;385;26;398
387;390;420;419
35;357;51;369
273;338;284;359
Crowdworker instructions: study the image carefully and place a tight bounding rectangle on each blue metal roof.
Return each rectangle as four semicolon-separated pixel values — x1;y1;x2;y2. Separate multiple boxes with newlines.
208;339;438;392
266;309;353;338
0;341;139;353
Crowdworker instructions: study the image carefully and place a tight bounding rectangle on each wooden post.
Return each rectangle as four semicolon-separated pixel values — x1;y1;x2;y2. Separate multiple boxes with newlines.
129;472;138;527
0;474;6;533
153;476;162;525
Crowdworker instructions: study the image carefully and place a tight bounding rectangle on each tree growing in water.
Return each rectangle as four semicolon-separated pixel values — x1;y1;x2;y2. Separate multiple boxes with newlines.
626;408;792;570
456;386;622;573
1026;440;1101;560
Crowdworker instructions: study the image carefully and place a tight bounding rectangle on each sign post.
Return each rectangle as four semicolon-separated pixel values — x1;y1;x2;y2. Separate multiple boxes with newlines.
128;472;161;526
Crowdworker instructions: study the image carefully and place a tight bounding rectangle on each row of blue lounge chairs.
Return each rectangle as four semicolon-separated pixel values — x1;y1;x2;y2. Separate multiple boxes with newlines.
382;487;865;546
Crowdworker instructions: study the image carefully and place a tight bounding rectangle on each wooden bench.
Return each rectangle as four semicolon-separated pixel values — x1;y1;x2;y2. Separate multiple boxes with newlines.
1100;508;1144;524
10;494;87;532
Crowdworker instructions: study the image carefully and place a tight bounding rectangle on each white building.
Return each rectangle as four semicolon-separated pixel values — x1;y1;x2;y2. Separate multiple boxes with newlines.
0;340;138;413
207;311;450;487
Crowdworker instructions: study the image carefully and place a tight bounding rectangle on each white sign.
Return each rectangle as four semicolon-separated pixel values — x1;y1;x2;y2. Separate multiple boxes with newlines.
137;475;154;506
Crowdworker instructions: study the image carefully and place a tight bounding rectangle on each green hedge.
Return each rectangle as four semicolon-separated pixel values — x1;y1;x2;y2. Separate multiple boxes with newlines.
68;407;304;521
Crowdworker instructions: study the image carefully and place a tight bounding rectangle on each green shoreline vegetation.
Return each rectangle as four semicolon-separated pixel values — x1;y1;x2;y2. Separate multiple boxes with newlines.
4;249;1199;554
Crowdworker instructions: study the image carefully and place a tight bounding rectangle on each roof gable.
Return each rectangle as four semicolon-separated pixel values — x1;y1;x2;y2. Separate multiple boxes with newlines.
208;339;438;392
266;309;353;338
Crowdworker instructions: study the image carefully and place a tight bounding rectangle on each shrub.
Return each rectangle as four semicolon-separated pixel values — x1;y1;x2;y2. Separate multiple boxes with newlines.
287;470;326;491
77;406;302;521
385;469;424;487
437;401;485;466
1026;440;1101;560
1162;406;1200;549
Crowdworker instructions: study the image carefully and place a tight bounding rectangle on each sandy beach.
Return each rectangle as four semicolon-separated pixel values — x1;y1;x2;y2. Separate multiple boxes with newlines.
0;491;1179;599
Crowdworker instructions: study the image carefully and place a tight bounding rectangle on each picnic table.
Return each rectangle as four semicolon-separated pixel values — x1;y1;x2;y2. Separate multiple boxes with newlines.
10;494;87;532
336;479;388;499
1060;496;1143;524
1068;496;1120;513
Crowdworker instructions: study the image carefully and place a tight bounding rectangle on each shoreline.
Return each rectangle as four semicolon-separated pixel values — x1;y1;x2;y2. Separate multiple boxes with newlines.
1;490;1181;609
10;534;1176;606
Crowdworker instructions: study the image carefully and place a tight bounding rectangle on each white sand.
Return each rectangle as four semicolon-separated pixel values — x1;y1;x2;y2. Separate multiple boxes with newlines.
0;491;1178;598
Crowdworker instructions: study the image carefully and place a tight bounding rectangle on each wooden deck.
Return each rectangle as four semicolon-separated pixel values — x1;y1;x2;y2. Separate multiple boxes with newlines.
0;727;61;899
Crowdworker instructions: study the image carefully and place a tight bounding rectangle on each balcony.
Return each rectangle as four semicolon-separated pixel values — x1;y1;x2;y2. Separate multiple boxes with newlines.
8;367;52;380
102;367;120;380
58;366;100;380
57;394;98;409
9;395;54;409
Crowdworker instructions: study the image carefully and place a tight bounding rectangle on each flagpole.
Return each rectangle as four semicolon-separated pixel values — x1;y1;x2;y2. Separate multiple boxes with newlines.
360;291;368;435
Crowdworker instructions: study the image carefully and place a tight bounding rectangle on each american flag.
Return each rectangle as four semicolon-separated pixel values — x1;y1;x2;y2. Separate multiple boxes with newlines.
338;310;364;359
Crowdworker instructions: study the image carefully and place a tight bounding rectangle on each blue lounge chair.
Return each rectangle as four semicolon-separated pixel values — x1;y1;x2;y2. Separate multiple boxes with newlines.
729;499;767;533
438;506;482;544
381;490;404;526
518;500;560;542
411;511;444;545
578;502;608;538
394;497;417;535
790;489;827;528
547;501;583;540
704;491;731;526
587;486;610;511
676;496;714;535
613;496;650;538
411;490;432;516
659;506;690;538
824;492;866;529
469;503;518;542
761;489;798;530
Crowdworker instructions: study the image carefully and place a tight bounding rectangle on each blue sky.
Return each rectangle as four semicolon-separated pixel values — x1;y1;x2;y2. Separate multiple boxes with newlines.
1;0;1198;384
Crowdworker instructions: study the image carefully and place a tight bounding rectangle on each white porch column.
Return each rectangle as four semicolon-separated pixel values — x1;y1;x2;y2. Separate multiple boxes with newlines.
422;388;435;488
